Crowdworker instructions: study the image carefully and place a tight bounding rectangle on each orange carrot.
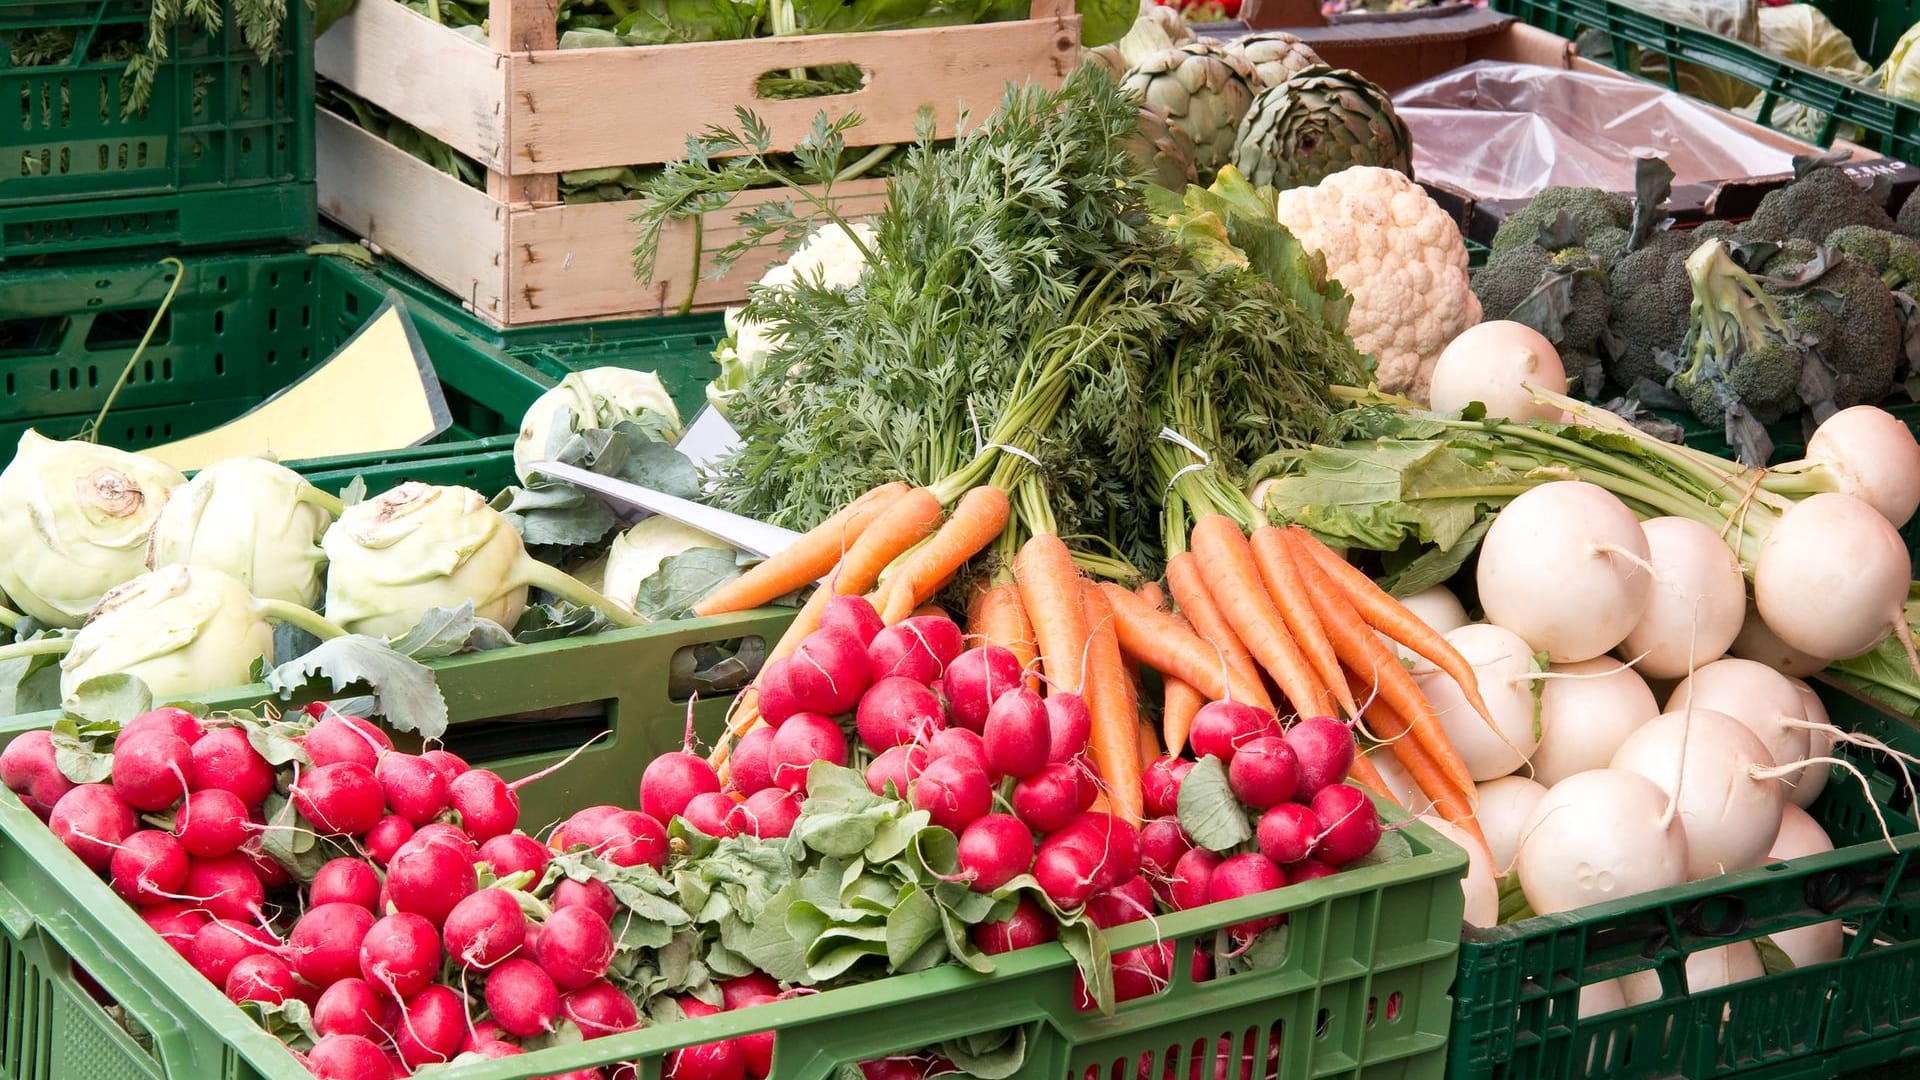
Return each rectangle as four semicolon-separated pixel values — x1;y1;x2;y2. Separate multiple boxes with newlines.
1096;583;1269;708
1162;673;1205;758
1254;528;1357;718
1166;552;1273;713
1293;531;1501;735
1353;690;1485;848
878;485;1010;624
1188;515;1324;718
695;482;909;616
1348;749;1398;806
1135;581;1166;608
1081;583;1144;826
1014;535;1092;695
1137;721;1162;771
968;582;1039;692
829;487;945;598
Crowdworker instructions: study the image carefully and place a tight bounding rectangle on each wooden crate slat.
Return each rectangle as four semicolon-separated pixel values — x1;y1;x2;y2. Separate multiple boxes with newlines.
315;0;509;170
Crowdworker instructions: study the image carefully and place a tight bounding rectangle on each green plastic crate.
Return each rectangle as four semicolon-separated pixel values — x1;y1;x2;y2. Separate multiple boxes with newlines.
0;0;315;260
0;608;1466;1080
1810;0;1915;68
1448;679;1920;1080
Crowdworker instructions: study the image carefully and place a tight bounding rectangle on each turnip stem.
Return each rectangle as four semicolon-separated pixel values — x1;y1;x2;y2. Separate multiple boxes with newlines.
0;605;20;631
0;637;73;662
517;559;647;627
256;601;350;642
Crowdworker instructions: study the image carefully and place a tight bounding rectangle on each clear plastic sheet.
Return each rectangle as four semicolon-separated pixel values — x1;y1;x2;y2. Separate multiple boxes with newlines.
1391;61;1799;200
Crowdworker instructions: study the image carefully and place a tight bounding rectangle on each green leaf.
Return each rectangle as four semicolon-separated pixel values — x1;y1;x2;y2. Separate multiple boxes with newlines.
245;718;312;767
49;725;114;785
939;1026;1029;1079
1059;919;1113;1015
62;674;153;727
314;0;357;35
1222;923;1291;975
631;547;744;620
389;603;515;659
885;884;943;969
1347;825;1414;869
1496;875;1535;924
0;652;63;716
1754;935;1796;977
1074;0;1133;46
266;636;448;740
497;423;701;550
512;600;611;643
1176;756;1252;853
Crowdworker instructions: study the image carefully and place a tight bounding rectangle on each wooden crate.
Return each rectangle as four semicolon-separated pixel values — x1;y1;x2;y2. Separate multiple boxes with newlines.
314;0;1080;326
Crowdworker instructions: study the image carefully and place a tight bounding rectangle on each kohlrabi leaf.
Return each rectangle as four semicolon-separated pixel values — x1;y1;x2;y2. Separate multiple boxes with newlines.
630;547;743;620
49;717;115;785
389;603;517;659
495;423;702;549
63;673;153;727
939;1026;1029;1080
513;600;611;643
1176;755;1252;852
266;635;449;739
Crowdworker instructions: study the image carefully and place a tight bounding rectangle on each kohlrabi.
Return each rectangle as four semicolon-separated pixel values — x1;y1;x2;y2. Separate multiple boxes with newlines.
322;483;642;637
147;457;343;608
711;222;877;416
513;369;682;484
603;517;732;613
0;431;184;627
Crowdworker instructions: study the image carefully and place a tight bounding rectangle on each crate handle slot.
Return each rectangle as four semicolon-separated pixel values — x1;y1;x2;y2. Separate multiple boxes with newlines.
752;64;873;102
1679;895;1747;938
1803;868;1858;914
36;910;196;1072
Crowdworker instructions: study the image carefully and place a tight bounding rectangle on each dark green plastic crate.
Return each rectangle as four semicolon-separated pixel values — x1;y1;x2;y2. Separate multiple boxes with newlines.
1810;0;1916;67
1448;680;1920;1080
0;0;315;260
0;609;1466;1080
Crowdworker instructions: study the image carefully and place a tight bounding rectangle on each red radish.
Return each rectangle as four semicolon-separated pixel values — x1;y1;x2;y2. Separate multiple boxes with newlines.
414;823;479;858
1207;854;1286;938
1256;803;1319;866
538;906;615;990
736;997;777;1076
1011;764;1090;834
187;727;276;806
420;749;469;786
666;1015;747;1080
868;616;964;684
448;769;519;842
464;1018;506;1050
474;1041;524;1059
386;837;478;926
1142;757;1192;818
680;997;721;1019
1111;942;1173;1003
1285;717;1355;799
111;731;191;812
315;978;387;1039
866;744;930;798
119;707;203;747
184;853;264;922
174;788;250;857
141;902;208;958
374;754;452;826
480;833;552;879
681;792;739;837
928;728;990;775
983;688;1050;779
731;788;801;839
393;984;467;1068
730;727;778;794
1309;784;1381;866
552;877;619;923
771;713;849;793
1139;817;1193;879
642;752;723;824
1;730;75;817
786;627;872;715
1049;812;1141;889
109;829;188;906
911;756;991;833
942;646;1023;732
363;815;414;866
243;845;292;888
1089;875;1156;928
189;919;277;987
1168;848;1220;911
312;858;382;911
755;659;801;727
856;677;944;752
1290;860;1338;883
860;1060;936;1080
957;814;1034;892
290;903;377;986
821;595;885;647
972;897;1056;953
1033;842;1099;909
595;810;668;869
306;715;392;766
359;913;443;999
1227;737;1298;809
293;762;384;836
719;973;780;1008
444;889;528;970
1188;702;1274;763
564;979;640;1038
485;957;561;1037
553;805;624;851
306;1034;394;1080
1044;694;1093;763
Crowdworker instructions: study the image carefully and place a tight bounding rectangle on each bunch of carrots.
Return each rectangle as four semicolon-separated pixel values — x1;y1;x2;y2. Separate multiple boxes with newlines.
694;478;1493;846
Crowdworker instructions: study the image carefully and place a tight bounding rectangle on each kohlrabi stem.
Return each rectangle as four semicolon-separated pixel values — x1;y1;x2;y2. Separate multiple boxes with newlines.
256;601;351;641
0;605;20;631
0;637;74;662
302;487;346;519
517;559;648;628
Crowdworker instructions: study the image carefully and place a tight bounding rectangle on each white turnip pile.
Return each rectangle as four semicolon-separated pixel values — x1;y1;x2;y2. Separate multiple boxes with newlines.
1527;657;1660;788
1513;769;1689;915
1618;941;1764;1007
1476;482;1654;663
1415;624;1540;781
1764;805;1845;969
1617;517;1747;680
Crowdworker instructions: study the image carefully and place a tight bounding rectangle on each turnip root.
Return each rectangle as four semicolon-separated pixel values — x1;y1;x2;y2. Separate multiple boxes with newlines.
1730;600;1830;677
1529;657;1659;787
1763;804;1844;968
1427;321;1568;423
1420;815;1498;928
1415;624;1539;781
1515;769;1688;915
1768;405;1920;528
1619;941;1763;1007
1609;709;1784;878
1667;658;1813;772
1578;979;1626;1018
1616;517;1746;679
1754;493;1914;662
1475;775;1547;872
1477;482;1654;662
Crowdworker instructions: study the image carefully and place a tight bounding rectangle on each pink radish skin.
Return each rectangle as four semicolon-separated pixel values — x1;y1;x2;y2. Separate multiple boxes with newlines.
244;846;291;889
386;838;478;926
771;713;849;793
448;769;519;842
1088;875;1156;929
420;749;469;786
112;731;192;812
983;688;1050;779
479;833;552;879
184;853;264;922
485;958;561;1037
1227;737;1299;809
973;897;1057;954
463;1019;507;1051
363;816;414;866
1208;854;1286;938
736;996;778;1077
444;889;528;970
119;708;203;747
538;906;615;990
374;754;451;826
293;762;384;836
821;595;885;648
680;792;738;838
593;810;669;869
552;877;619;923
866;744;930;798
1033;842;1099;909
1044;694;1093;762
189;919;277;987
565;979;640;1038
1286;717;1356;799
553;805;623;851
755;659;801;727
731;788;801;839
315;978;387;1039
730;727;778;794
928;728;990;775
868;617;964;685
1011;764;1091;834
392;984;467;1068
1290;859;1338;883
306;1034;394;1080
1309;784;1381;866
187;727;275;807
141;902;208;959
359;913;443;999
1188;702;1276;763
957;813;1035;892
311;859;382;911
667;997;747;1080
175;788;250;857
1138;816;1193;878
942;646;1024;733
855;677;945;752
1049;812;1141;889
109;829;189;906
787;627;873;715
1142;757;1192;818
1168;848;1221;911
641;752;723;824
291;903;377;987
1;730;75;817
719;972;780;1008
911;756;992;833
304;716;391;770
1256;803;1319;866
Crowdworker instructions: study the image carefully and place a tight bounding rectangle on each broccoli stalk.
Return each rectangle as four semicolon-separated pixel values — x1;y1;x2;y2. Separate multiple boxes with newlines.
1670;240;1810;460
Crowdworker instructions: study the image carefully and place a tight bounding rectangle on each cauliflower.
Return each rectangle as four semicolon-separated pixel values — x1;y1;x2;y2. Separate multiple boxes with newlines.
712;222;877;415
1271;167;1480;401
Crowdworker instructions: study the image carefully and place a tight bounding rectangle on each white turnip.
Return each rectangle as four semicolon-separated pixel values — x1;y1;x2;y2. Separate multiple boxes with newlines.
1369;751;1422;810
1514;769;1688;915
1770;405;1920;527
1729;600;1830;677
1619;941;1762;1006
1529;657;1659;787
1416;624;1539;782
1609;709;1784;878
1387;586;1470;669
1786;679;1833;808
1754;492;1913;661
1667;658;1812;771
1420;815;1498;928
1428;321;1568;422
1578;979;1626;1018
1617;517;1746;679
1764;803;1844;968
1475;481;1653;662
1475;775;1547;872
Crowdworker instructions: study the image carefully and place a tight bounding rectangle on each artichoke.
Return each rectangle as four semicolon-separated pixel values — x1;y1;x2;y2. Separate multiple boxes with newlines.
1124;104;1201;191
1122;42;1260;178
1224;32;1325;90
1081;3;1194;76
1232;66;1413;191
146;456;340;609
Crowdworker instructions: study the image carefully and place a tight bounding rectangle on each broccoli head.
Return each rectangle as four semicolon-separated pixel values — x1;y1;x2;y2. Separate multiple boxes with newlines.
1490;187;1633;253
1741;165;1894;245
1603;222;1737;394
1586;227;1630;266
1472;243;1553;322
1825;225;1920;293
1470;241;1608;393
1673;240;1808;426
1898;190;1920;242
1753;241;1901;412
